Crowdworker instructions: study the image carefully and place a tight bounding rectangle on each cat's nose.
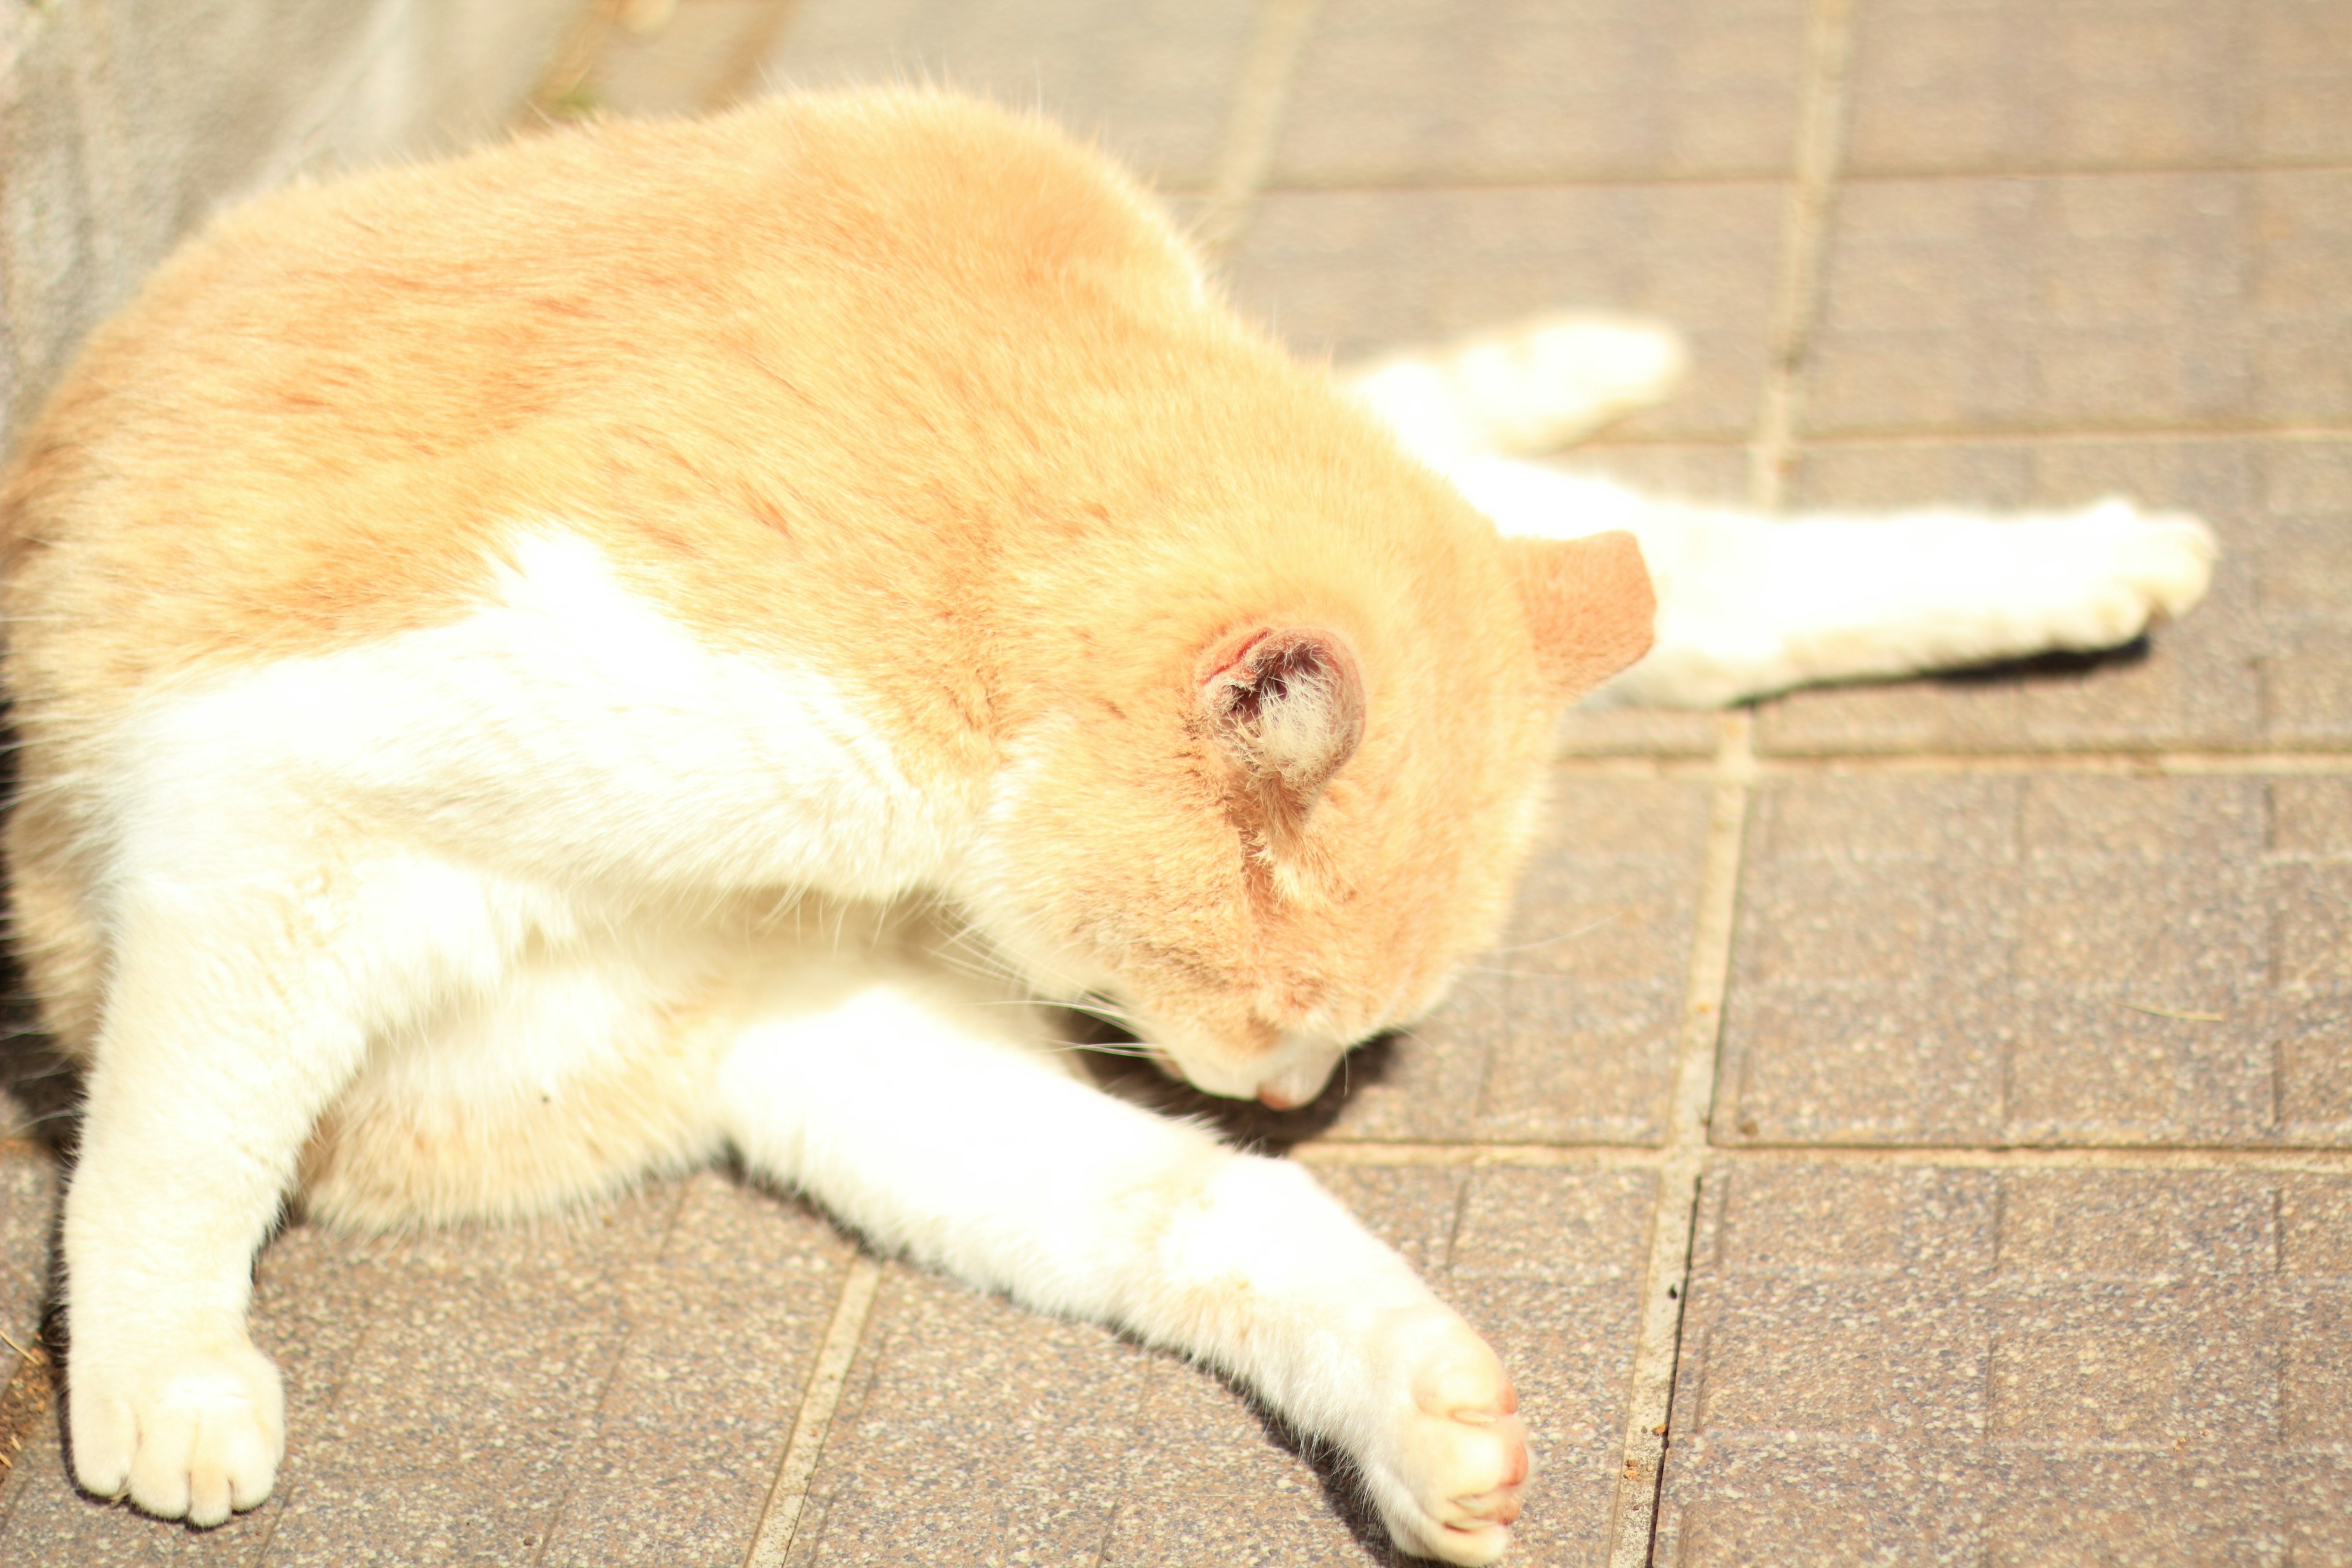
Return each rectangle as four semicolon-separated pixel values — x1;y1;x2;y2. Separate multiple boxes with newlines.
1257;1085;1300;1110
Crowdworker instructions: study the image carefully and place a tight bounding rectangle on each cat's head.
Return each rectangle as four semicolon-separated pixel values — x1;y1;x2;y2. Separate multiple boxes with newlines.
961;481;1654;1107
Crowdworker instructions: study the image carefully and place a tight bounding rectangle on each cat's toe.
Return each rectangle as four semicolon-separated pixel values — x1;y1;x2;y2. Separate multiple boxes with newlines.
73;1342;284;1525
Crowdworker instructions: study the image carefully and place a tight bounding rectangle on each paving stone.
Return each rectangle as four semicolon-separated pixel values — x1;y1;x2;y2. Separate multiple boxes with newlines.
537;1177;856;1568
0;1173;850;1567
1225;183;1784;441
762;0;1254;190
1720;771;2352;1147
1317;771;1708;1145
1847;0;2352;175
1272;0;1806;186
1755;438;2352;755
1804;170;2352;436
792;1166;1651;1566
0;1153;54;1351
1657;1162;2332;1566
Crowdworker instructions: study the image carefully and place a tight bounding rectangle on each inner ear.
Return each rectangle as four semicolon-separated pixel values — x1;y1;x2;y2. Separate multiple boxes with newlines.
1502;530;1656;701
1196;627;1365;806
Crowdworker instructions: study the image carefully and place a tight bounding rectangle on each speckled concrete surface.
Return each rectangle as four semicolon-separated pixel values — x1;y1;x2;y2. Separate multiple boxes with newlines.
1;1;2345;1564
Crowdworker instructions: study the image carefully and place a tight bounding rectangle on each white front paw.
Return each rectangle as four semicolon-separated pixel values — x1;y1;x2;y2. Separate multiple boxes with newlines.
1363;1310;1530;1565
71;1340;285;1526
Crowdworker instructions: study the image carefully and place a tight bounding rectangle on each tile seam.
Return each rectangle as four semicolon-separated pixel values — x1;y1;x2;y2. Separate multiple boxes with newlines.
1841;158;2352;181
1191;0;1324;261
1545;749;2352;779
1602;710;1757;1568
1776;421;2352;445
1560;423;2352;450
530;1181;695;1568
1243;157;2352;195
1295;1142;2352;1173
1610;0;1856;1550
743;1253;883;1568
1746;0;1857;508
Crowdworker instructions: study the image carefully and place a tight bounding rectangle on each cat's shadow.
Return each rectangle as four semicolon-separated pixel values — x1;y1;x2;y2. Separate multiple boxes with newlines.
1055;1006;1402;1152
1928;632;2152;687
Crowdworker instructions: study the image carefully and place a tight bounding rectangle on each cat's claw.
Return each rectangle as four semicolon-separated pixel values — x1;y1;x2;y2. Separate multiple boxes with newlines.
70;1340;284;1526
1366;1314;1531;1564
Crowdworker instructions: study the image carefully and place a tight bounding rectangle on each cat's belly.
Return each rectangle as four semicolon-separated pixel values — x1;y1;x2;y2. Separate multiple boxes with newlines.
296;914;751;1230
292;892;1038;1231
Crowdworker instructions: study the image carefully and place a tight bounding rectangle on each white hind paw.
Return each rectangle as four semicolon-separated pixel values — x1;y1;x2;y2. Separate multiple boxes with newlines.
1349;312;1687;460
1365;1312;1530;1564
71;1340;284;1526
2043;500;2219;649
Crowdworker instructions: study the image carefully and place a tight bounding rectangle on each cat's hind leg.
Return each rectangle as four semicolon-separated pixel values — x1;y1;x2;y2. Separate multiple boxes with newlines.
1343;313;1688;463
1448;457;2219;708
710;957;1526;1565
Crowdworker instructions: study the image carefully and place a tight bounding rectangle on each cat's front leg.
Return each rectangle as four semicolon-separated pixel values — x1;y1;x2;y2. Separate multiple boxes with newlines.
713;970;1526;1564
62;846;519;1524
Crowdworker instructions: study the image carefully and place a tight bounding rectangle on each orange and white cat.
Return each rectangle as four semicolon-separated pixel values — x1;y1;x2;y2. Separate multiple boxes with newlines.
0;89;2209;1562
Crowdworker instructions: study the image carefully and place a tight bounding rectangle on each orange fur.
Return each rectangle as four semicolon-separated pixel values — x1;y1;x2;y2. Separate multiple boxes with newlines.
4;89;1651;1107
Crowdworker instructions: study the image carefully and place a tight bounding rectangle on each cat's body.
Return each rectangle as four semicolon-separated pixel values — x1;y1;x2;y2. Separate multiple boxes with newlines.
0;91;2210;1563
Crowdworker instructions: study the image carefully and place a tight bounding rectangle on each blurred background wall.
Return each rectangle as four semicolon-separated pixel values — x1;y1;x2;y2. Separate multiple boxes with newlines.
0;0;584;455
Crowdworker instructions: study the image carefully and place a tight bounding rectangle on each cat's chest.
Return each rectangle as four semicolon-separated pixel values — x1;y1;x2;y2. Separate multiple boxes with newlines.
112;528;980;899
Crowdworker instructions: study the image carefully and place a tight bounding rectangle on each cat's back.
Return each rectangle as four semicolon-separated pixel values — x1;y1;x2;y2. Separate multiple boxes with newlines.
0;90;1217;709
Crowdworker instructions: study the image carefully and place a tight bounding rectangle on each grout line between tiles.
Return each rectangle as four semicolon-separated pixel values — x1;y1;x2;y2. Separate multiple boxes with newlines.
532;1182;696;1568
1560;422;2352;451
1294;1141;2352;1174
1605;4;1855;1559
743;1254;883;1568
1770;420;2352;446
1547;747;2352;779
1190;0;1324;261
1243;155;2352;198
1602;710;1754;1568
1746;0;1856;509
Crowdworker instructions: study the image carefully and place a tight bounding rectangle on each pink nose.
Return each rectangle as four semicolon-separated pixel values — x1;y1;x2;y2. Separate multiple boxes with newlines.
1257;1085;1299;1110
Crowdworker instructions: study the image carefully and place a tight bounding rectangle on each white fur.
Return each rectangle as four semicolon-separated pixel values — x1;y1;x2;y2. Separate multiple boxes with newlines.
64;318;2219;1561
63;526;1521;1559
712;960;1523;1560
1349;315;2220;709
1349;314;1691;464
1447;459;2217;709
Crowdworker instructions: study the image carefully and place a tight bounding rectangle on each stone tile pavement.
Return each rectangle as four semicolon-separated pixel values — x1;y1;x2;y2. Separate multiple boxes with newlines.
1;1;2348;1562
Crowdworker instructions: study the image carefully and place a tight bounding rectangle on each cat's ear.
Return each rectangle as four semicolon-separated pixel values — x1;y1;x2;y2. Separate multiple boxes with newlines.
1196;627;1365;810
1502;530;1656;702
